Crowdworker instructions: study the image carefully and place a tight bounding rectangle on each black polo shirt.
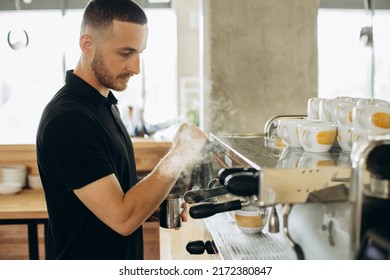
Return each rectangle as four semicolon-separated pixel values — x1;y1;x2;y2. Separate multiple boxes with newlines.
36;70;143;260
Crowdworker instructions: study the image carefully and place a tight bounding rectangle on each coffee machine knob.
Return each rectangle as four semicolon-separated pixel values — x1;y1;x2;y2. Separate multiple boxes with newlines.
186;240;216;255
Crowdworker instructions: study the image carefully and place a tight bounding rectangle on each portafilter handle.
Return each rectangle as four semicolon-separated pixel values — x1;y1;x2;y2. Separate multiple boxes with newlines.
189;200;242;219
224;171;259;197
218;167;258;185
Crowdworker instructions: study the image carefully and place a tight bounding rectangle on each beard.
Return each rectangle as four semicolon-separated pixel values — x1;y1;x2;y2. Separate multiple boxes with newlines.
91;49;129;92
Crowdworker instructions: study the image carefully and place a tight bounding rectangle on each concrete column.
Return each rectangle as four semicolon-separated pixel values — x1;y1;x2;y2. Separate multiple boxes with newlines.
174;0;202;125
201;0;319;134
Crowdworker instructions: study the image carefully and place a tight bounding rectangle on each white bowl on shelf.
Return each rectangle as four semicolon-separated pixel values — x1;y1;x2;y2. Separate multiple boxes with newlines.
1;165;27;187
1;165;27;173
0;182;24;195
27;174;43;189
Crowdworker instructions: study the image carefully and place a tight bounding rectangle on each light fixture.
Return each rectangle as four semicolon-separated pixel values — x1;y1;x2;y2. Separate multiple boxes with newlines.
7;0;30;51
7;29;29;50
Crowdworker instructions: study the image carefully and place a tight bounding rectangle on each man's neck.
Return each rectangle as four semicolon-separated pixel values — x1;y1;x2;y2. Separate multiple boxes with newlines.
73;61;110;98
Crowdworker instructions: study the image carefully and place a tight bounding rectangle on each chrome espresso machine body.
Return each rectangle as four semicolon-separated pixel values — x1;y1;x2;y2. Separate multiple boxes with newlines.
184;119;390;260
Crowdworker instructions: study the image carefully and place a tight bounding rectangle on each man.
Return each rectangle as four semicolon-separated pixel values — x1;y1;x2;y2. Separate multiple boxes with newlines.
36;0;207;260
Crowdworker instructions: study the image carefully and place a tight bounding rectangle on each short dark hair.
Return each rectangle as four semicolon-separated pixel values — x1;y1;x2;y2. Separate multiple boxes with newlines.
81;0;148;34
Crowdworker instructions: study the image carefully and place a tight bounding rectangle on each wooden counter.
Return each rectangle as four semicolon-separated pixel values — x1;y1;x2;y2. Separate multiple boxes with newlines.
159;216;219;260
0;188;48;260
0;189;47;220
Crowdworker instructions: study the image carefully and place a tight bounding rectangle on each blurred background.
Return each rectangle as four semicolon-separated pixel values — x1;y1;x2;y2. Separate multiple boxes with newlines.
0;0;389;143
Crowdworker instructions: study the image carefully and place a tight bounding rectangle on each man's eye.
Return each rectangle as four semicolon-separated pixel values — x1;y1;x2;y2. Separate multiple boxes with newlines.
120;50;135;57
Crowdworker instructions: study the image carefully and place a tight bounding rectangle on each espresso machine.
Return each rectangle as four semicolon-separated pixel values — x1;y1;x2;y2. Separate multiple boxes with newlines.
184;116;390;260
352;135;390;260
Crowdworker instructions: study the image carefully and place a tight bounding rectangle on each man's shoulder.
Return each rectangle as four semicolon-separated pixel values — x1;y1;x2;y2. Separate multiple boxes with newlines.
38;87;98;138
44;86;94;118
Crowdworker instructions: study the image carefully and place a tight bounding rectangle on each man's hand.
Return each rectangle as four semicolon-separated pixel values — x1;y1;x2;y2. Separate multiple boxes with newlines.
180;202;188;222
147;201;187;224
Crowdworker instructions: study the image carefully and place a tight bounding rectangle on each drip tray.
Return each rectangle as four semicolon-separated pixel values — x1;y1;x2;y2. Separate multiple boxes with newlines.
204;212;297;260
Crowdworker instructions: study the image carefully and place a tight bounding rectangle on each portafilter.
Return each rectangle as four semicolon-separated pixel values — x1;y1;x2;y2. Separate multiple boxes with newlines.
187;167;260;219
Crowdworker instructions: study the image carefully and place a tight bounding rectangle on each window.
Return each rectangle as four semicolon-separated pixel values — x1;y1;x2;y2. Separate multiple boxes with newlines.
0;10;64;144
0;7;177;144
318;4;390;101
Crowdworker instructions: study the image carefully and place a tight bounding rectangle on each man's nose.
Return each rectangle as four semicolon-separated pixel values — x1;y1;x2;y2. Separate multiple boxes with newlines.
126;54;141;74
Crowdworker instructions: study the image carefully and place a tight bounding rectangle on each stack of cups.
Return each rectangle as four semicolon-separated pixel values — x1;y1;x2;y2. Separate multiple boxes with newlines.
318;97;353;124
334;101;355;152
276;97;390;163
295;98;339;165
315;97;390;152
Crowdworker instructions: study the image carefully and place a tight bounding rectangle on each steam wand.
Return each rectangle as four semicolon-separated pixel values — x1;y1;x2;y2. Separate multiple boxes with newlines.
282;204;305;260
268;206;280;233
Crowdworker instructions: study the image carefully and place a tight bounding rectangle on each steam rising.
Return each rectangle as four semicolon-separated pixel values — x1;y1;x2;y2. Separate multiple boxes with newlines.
204;92;241;133
157;125;215;191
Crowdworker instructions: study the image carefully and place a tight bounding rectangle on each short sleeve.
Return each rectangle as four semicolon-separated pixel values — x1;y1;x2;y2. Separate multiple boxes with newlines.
42;111;114;191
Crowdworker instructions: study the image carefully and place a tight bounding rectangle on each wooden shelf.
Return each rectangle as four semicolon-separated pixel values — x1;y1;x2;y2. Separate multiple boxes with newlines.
0;138;171;174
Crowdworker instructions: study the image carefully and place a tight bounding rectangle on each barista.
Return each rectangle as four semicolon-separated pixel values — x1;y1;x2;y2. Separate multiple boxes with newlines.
36;0;207;260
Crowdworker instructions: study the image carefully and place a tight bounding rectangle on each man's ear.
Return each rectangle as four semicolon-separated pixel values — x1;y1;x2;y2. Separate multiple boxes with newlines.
79;34;94;55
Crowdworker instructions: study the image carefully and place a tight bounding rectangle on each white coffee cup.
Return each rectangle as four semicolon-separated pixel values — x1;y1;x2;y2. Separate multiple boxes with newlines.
352;105;390;132
277;118;316;148
337;124;353;152
335;102;355;127
355;98;372;106
298;122;338;153
351;127;390;143
319;98;353;123
335;96;359;104
307;97;326;120
375;101;390;109
234;206;268;234
356;98;390;106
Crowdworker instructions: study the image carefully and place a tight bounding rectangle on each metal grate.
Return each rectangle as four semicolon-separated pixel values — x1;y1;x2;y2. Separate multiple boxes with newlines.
204;212;297;260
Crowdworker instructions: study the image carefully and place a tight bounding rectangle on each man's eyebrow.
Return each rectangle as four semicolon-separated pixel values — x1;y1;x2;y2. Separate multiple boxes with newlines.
116;47;138;52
